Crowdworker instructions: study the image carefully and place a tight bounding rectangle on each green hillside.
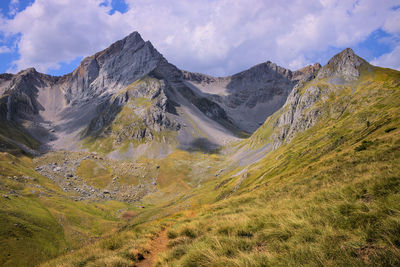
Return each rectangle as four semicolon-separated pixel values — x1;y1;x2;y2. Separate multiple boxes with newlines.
35;65;400;266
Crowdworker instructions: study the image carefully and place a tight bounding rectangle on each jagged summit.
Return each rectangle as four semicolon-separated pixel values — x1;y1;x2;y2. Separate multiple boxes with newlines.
182;60;322;132
317;48;368;81
292;63;322;81
0;32;379;157
62;31;167;103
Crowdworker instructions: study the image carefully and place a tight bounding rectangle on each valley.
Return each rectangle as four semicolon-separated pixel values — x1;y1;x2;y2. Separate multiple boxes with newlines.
0;32;399;266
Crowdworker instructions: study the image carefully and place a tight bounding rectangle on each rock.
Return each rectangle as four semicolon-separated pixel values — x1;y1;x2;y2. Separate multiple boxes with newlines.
214;169;224;176
182;60;299;132
3;195;10;199
53;167;61;172
316;48;367;82
103;190;110;194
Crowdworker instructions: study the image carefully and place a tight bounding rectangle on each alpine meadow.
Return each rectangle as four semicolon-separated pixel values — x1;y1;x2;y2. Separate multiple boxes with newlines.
0;2;400;266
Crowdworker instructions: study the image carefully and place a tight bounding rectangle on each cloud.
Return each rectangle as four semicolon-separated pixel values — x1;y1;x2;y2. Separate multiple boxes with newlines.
0;45;12;53
383;8;400;34
1;0;133;72
371;45;400;70
1;0;400;75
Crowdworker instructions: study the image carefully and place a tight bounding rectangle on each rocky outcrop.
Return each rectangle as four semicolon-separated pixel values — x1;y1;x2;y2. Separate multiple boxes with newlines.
0;73;13;95
317;48;367;81
84;77;180;144
183;61;321;132
3;68;56;121
292;63;321;82
60;32;166;104
271;84;322;149
259;48;369;150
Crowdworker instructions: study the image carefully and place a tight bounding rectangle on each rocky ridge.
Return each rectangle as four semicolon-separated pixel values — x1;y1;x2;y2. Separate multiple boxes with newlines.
0;31;366;162
182;61;321;132
254;48;370;150
0;32;241;154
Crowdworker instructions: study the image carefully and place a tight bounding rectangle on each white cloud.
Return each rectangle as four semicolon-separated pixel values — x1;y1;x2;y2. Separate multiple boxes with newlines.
1;0;133;72
383;8;400;34
371;45;400;70
1;0;400;75
0;45;12;53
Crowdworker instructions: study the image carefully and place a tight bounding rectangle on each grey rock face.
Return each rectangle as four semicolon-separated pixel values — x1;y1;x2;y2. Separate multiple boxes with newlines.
61;32;165;104
317;48;367;81
264;48;370;150
0;30;369;159
0;32;185;151
183;62;321;133
3;68;55;121
84;78;179;144
0;73;13;96
271;84;322;149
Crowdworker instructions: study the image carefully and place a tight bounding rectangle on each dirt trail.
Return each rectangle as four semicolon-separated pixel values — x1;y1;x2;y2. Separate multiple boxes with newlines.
136;227;169;267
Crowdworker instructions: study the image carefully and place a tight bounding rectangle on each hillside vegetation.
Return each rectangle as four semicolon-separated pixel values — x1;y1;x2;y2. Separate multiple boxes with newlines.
37;64;400;266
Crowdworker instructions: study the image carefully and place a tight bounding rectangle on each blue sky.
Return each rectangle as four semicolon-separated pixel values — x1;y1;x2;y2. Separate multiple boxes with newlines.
0;0;399;77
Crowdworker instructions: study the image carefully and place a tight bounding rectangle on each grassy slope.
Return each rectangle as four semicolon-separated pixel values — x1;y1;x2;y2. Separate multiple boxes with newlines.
1;66;398;266
154;66;400;266
0;121;40;154
0;152;133;266
43;66;400;266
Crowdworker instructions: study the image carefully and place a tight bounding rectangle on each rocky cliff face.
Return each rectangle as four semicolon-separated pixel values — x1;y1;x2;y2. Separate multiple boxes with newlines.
0;31;363;159
0;32;244;154
84;77;180;144
183;62;321;132
252;48;369;150
60;32;166;103
3;68;57;121
316;48;367;81
0;73;13;95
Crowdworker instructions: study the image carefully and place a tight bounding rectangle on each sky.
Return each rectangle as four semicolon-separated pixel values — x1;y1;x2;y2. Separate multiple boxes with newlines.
0;0;399;77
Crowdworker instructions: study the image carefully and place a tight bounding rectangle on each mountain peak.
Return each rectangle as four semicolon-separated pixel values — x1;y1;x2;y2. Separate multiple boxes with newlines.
329;48;365;67
317;48;368;81
17;67;38;76
64;31;166;101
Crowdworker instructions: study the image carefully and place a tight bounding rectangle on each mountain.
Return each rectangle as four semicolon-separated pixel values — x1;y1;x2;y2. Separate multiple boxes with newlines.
0;31;399;267
1;32;314;157
251;48;371;150
182;62;321;132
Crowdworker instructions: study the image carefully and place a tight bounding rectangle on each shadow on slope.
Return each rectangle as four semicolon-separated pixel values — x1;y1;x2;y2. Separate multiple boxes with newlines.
179;137;221;154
